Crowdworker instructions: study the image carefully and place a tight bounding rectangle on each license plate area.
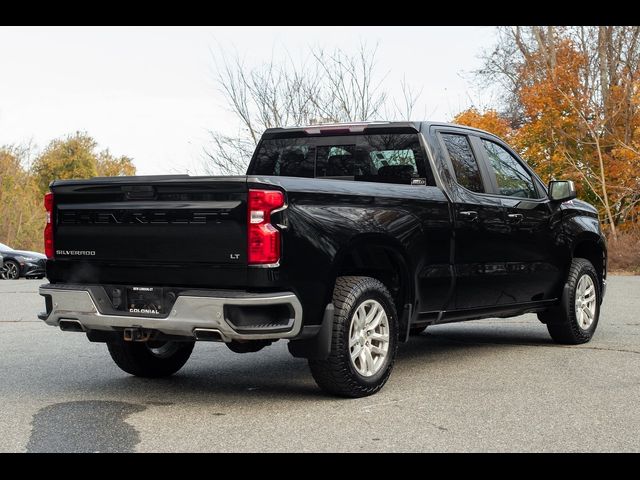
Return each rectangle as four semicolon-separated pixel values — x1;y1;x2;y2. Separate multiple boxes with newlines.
126;286;164;317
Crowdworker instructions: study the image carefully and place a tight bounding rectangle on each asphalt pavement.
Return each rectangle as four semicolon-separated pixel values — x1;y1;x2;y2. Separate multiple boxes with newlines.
1;277;639;452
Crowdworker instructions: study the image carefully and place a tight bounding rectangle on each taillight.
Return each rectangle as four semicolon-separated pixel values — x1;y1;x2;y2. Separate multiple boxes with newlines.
247;189;285;265
44;192;54;259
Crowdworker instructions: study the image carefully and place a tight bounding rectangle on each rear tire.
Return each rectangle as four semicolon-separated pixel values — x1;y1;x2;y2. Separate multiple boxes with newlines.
544;258;601;345
308;276;398;398
107;340;195;378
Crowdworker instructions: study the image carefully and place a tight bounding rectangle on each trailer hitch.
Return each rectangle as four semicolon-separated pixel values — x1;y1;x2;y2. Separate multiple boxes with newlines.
123;327;152;342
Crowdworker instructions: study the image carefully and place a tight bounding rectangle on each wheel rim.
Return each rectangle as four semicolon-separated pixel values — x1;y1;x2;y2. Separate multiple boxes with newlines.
4;262;19;279
146;341;180;358
575;274;597;330
348;299;390;377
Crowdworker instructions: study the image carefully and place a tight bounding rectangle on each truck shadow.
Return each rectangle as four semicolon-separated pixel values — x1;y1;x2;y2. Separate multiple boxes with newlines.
79;323;556;401
405;323;556;351
396;325;555;361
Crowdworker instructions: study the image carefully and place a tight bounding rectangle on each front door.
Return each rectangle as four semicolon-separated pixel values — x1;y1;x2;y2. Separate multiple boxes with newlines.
475;137;565;303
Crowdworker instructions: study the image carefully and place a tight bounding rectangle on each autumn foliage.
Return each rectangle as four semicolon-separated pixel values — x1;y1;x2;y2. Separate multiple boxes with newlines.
454;28;640;245
0;132;135;253
452;108;513;141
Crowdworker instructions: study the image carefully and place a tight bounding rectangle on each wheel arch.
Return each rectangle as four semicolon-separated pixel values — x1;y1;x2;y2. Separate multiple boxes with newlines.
329;233;414;329
572;232;607;292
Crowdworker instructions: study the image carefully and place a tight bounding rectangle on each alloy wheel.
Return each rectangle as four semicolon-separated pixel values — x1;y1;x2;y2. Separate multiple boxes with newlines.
348;299;390;377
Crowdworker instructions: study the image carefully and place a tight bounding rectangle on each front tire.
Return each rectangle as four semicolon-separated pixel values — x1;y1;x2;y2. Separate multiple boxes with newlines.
308;276;399;398
544;258;601;345
107;340;195;378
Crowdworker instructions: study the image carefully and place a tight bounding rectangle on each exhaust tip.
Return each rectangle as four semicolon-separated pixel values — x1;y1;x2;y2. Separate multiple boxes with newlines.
193;328;224;342
59;320;84;332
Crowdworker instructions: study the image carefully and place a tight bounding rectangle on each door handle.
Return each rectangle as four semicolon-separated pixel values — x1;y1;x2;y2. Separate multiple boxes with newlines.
507;213;524;224
459;210;478;221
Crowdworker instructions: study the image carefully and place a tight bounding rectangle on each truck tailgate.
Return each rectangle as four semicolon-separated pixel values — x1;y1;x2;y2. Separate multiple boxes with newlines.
51;176;248;265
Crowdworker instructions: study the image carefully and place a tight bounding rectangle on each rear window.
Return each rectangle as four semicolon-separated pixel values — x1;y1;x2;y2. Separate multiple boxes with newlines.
250;134;434;186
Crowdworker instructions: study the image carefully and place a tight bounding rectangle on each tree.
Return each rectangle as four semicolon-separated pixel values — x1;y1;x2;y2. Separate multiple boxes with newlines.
96;150;136;177
469;26;640;239
32;132;99;193
0;145;42;251
452;108;513;139
204;43;422;175
32;132;136;193
1;133;136;252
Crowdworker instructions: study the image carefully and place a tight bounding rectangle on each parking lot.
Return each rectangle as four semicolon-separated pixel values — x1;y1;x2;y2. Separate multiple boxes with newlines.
1;276;639;452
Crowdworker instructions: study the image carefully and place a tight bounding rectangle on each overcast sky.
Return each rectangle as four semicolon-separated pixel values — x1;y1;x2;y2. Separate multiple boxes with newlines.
0;26;497;175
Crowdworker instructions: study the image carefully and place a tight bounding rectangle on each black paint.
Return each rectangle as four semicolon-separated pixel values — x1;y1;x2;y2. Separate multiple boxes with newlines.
43;121;606;334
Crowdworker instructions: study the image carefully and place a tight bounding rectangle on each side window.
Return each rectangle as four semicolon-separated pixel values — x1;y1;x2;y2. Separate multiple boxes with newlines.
481;139;538;199
356;134;432;185
441;133;484;193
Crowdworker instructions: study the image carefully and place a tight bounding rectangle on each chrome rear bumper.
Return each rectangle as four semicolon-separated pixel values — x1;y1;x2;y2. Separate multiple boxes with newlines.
38;284;303;341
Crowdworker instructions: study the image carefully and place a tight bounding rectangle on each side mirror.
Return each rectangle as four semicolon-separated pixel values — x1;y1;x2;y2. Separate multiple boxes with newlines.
548;180;577;202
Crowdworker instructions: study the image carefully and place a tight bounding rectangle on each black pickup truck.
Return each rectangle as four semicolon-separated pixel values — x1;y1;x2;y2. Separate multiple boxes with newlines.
38;121;607;397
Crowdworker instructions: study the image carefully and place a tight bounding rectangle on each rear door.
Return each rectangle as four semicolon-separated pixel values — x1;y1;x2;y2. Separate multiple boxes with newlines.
435;128;515;310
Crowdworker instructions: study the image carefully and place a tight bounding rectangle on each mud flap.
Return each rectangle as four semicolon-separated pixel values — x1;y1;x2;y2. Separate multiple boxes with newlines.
287;304;334;360
399;303;412;342
538;283;571;324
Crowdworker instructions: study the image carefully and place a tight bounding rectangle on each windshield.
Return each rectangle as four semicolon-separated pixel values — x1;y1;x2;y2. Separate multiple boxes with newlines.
0;242;12;251
250;133;434;186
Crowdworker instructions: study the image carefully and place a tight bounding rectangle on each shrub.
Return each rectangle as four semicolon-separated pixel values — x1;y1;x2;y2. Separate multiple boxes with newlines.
607;231;640;274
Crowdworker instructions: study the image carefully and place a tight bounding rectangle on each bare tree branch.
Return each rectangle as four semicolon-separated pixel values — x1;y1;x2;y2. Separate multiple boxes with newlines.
204;42;401;174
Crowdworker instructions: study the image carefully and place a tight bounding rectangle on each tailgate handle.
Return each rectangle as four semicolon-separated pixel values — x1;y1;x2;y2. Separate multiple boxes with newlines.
123;186;156;200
